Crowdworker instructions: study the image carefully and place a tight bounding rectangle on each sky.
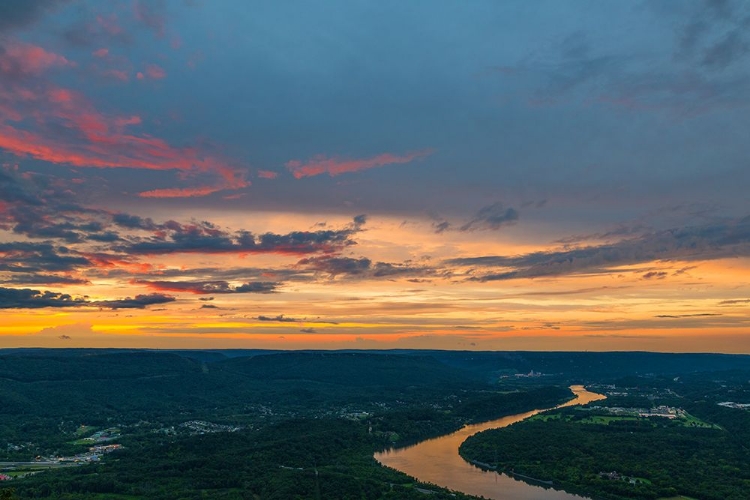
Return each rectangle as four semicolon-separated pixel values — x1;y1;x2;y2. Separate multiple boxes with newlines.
1;0;749;352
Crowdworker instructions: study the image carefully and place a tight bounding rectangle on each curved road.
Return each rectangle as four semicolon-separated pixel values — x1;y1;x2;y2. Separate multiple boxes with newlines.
375;385;606;500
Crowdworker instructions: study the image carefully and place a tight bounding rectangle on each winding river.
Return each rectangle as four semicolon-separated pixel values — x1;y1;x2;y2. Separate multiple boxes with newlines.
375;385;606;500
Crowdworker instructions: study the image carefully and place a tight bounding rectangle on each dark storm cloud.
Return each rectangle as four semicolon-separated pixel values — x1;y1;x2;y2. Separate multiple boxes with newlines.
135;279;278;294
449;216;750;281
0;0;67;33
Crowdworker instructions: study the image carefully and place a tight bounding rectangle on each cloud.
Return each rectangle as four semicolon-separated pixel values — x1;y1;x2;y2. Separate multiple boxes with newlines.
459;203;519;231
0;40;74;79
257;314;298;323
718;298;750;305
0;286;87;309
125;217;363;256
134;0;166;38
93;293;175;309
0;0;68;33
676;0;750;70
138;183;242;198
6;274;89;285
0;57;246;195
257;170;278;179
300;328;316;334
430;203;519;234
135;279;278;294
112;213;158;230
0;241;93;273
642;271;667;280
448;215;750;281
0;286;174;310
297;255;437;280
285;149;433;179
654;313;722;319
500;21;750;117
298;256;372;276
143;63;166;79
64;16;131;48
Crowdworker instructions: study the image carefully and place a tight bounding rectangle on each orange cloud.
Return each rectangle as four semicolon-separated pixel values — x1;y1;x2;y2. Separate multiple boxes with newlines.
138;180;249;198
286;149;433;179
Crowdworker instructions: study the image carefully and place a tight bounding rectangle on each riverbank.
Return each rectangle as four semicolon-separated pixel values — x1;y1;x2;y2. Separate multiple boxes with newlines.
375;385;604;500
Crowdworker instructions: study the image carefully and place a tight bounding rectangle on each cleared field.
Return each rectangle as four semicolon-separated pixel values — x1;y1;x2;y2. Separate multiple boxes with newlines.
529;411;719;429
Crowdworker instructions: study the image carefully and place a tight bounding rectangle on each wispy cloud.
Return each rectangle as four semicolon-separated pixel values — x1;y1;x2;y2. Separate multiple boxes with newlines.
286;149;433;179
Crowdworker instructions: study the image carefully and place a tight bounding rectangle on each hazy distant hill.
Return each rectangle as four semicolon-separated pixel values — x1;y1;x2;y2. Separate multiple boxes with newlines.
216;351;480;388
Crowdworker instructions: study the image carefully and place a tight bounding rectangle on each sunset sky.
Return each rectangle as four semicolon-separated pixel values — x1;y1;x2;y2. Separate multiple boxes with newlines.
1;0;749;352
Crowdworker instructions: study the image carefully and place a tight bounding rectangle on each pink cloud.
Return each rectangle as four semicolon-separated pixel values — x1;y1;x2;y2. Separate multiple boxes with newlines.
48;89;74;103
257;170;278;179
286;149;433;179
102;69;129;81
0;83;244;189
136;71;144;80
93;48;109;58
145;63;166;79
0;42;74;77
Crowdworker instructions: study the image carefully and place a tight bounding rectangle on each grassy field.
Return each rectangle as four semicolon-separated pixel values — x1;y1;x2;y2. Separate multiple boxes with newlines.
529;411;719;429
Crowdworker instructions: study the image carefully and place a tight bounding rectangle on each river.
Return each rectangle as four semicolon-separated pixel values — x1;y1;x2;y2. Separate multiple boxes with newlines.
374;385;606;500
